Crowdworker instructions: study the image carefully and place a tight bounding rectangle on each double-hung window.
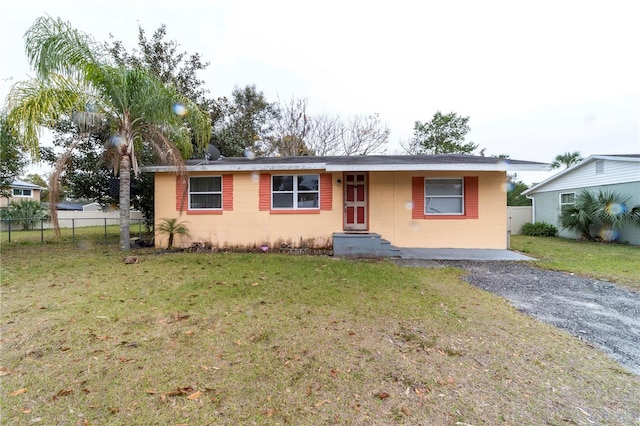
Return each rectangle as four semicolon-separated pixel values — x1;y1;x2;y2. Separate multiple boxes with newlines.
424;178;464;215
272;174;319;209
189;176;222;210
560;192;575;207
12;188;32;197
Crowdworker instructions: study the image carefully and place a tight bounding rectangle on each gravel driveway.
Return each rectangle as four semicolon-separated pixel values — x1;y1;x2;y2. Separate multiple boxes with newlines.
397;259;640;375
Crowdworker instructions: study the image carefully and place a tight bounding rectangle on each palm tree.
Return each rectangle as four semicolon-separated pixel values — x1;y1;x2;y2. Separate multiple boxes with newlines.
4;16;210;250
560;189;640;242
0;199;49;230
156;218;191;249
551;151;583;169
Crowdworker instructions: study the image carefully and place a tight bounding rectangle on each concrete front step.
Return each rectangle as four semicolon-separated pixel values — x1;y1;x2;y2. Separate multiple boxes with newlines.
333;233;400;258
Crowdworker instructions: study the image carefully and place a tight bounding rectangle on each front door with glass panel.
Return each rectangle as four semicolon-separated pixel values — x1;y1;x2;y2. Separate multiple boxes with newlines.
344;173;367;231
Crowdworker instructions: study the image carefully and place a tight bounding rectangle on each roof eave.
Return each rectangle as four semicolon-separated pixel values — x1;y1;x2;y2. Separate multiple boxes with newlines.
143;162;550;173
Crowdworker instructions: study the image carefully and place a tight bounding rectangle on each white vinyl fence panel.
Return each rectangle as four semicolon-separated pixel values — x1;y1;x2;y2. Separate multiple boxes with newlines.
508;206;533;235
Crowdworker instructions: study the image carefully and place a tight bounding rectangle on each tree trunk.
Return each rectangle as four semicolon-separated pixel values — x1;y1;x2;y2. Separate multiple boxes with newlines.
119;154;131;251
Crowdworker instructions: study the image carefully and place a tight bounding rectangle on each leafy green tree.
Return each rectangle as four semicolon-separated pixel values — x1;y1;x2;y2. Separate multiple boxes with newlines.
5;16;210;250
551;151;583;169
156;217;190;249
560;189;640;242
44;24;213;229
211;85;280;157
0;113;27;198
0;199;48;230
507;181;532;206
108;24;211;109
405;111;478;155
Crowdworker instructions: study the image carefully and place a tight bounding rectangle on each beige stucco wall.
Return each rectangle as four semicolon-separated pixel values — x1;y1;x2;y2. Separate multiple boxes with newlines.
369;171;507;249
154;170;508;250
154;170;342;249
1;188;41;207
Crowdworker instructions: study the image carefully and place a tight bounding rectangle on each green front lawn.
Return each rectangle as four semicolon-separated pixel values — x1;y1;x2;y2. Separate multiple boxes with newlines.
1;241;638;424
511;235;640;289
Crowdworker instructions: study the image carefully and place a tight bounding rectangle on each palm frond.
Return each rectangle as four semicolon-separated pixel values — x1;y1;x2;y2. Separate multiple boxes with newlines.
5;74;90;158
25;15;104;81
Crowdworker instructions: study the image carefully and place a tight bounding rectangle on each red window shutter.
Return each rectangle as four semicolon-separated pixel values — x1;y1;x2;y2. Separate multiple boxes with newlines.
320;173;332;211
464;176;478;219
259;173;271;211
223;174;233;211
411;177;424;219
175;176;187;211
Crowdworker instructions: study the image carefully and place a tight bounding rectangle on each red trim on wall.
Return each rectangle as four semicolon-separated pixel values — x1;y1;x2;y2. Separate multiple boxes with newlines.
463;176;479;219
411;176;479;220
223;174;233;211
175;176;187;212
320;173;332;211
259;173;271;211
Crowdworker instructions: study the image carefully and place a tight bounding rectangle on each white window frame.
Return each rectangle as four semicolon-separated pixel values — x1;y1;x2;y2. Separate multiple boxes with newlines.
559;192;576;207
271;174;320;210
188;176;222;210
12;188;32;197
424;177;464;215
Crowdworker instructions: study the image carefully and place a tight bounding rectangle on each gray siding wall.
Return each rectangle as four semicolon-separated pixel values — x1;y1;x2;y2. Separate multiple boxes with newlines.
538;159;640;191
531;181;640;245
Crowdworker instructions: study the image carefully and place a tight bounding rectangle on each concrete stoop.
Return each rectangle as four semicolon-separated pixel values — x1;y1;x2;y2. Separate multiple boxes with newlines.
332;233;401;258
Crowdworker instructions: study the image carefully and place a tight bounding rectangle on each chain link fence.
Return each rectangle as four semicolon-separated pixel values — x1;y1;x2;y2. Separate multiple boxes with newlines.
1;217;147;245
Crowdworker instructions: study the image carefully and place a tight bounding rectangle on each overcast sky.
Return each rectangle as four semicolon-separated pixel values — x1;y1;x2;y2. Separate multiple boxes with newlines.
1;0;638;183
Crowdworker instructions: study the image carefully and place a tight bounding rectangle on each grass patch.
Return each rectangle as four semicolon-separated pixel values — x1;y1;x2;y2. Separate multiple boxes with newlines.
511;235;640;289
0;225;130;246
1;241;639;424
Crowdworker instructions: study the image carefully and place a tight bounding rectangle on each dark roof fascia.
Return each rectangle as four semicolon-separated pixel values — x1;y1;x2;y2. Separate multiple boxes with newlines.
142;155;550;173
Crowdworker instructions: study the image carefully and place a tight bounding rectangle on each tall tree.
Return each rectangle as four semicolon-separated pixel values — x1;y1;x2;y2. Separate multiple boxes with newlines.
49;24;213;227
405;111;478;155
5;16;210;250
551;151;583;169
268;97;313;156
211;85;279;157
0;113;27;198
341;114;389;155
108;23;211;110
506;173;531;206
267;97;389;156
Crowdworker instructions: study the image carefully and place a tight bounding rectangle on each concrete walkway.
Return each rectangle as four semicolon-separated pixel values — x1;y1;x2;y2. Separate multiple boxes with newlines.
398;248;535;261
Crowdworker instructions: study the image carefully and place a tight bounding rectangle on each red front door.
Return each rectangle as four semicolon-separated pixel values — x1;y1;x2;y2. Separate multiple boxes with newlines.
344;173;367;231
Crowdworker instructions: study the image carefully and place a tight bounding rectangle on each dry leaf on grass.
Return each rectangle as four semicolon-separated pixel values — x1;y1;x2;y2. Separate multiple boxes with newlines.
9;388;27;396
187;391;203;400
374;392;390;400
51;389;73;401
172;313;191;321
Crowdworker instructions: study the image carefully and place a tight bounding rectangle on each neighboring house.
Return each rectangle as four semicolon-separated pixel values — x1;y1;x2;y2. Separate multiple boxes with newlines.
144;155;548;254
0;180;45;208
82;202;103;212
523;154;640;245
